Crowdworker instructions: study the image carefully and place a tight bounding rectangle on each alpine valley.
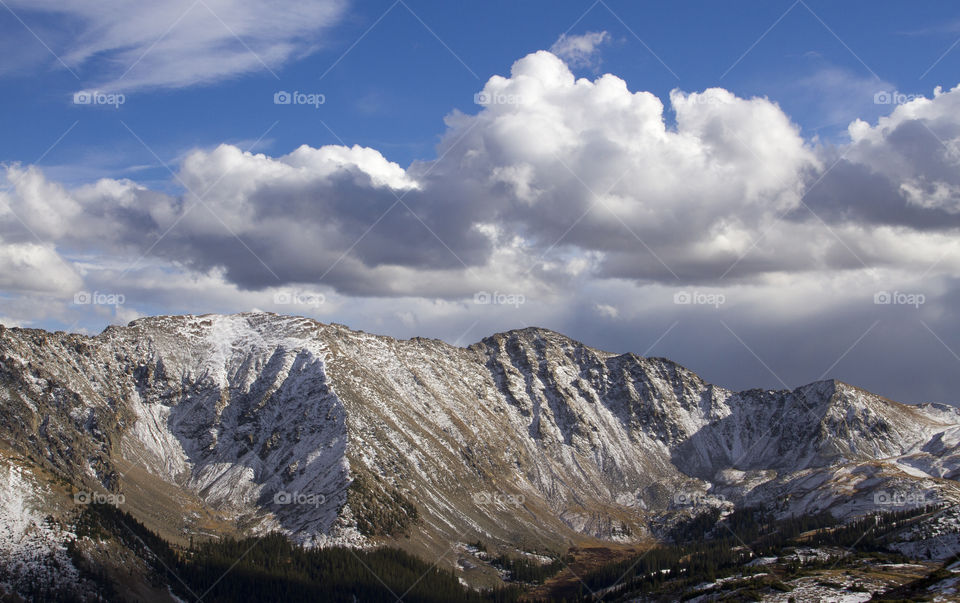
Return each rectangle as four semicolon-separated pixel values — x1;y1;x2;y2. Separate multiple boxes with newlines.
1;312;959;601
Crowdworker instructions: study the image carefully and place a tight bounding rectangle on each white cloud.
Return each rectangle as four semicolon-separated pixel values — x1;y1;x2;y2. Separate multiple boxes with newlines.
549;31;610;68
0;240;82;294
4;0;346;90
444;51;822;281
594;303;619;318
845;85;960;213
5;51;960;302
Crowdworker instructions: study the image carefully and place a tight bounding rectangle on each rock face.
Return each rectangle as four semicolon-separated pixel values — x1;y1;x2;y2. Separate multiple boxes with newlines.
0;312;958;559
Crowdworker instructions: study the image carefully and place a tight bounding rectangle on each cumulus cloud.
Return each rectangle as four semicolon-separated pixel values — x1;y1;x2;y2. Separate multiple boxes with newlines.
5;50;960;300
801;85;960;235
847;86;960;214
443;52;827;282
0;240;81;294
549;31;611;68
3;0;346;90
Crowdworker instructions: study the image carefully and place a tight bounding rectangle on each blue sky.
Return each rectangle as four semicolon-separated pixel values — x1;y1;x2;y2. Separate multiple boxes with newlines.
2;0;960;404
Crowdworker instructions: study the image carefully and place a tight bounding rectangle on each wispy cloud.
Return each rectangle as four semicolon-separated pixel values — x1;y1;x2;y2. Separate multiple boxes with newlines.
550;30;610;69
897;19;960;36
3;0;346;91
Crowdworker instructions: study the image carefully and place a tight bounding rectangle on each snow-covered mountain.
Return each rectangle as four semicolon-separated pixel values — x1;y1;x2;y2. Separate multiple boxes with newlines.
0;312;958;581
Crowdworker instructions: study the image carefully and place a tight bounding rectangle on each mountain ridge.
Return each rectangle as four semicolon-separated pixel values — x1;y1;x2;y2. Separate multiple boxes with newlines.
75;312;955;407
0;311;958;593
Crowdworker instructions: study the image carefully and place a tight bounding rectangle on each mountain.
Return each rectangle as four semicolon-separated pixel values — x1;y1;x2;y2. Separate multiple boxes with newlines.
0;312;958;597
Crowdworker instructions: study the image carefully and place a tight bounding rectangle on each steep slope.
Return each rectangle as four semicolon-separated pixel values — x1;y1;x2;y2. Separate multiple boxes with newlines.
0;312;957;583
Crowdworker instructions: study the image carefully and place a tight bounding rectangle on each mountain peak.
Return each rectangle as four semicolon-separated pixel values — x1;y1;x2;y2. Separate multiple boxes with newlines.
1;312;956;584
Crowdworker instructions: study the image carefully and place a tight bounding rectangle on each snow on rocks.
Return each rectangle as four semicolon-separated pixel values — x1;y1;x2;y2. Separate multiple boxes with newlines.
0;460;87;599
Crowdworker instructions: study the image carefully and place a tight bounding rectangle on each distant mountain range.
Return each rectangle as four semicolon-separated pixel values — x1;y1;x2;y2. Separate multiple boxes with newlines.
0;312;958;599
